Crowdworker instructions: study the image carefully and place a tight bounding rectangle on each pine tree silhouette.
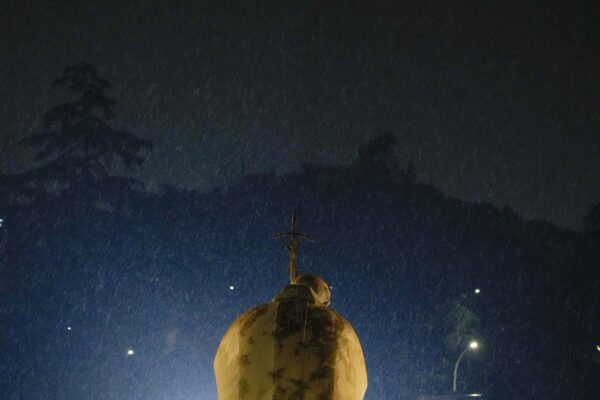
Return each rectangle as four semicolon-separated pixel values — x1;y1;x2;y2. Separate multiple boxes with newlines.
20;63;152;204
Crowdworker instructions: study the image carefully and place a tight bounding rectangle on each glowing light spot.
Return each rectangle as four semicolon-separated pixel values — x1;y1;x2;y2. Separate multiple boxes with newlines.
127;349;135;356
596;345;600;352
474;288;481;294
229;285;235;290
67;326;72;331
467;394;482;397
469;341;479;349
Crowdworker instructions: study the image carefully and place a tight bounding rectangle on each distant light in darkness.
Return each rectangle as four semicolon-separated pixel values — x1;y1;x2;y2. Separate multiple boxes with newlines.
474;288;481;294
67;326;72;331
229;285;235;290
469;341;479;349
596;345;600;352
127;349;135;356
467;394;482;398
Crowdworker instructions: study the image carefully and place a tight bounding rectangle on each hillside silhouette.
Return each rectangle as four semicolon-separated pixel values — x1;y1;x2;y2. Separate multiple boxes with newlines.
1;65;598;399
2;133;599;399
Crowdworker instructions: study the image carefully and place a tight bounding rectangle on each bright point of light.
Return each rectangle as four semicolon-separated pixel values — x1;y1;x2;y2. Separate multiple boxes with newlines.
596;345;600;352
474;288;481;294
229;285;235;290
67;326;72;331
467;394;482;397
469;341;479;349
127;349;135;356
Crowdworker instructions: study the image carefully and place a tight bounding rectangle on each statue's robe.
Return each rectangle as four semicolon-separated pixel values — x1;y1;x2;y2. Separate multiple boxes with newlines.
214;284;368;400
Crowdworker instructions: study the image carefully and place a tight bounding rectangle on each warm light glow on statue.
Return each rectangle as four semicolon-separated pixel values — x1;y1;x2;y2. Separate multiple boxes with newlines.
214;214;368;399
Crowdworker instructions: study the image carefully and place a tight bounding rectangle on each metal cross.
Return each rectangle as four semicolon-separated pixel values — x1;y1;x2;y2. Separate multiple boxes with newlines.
275;213;313;283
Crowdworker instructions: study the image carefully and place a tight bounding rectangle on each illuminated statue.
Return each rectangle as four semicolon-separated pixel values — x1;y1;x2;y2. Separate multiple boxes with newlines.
214;214;368;399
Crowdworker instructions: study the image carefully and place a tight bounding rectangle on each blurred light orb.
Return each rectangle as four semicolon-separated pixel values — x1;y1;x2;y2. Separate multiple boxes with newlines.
127;349;135;356
474;288;481;294
469;341;479;349
229;285;235;290
67;326;72;331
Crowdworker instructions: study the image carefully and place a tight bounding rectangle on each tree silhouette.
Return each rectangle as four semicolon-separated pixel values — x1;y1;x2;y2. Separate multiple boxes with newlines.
406;161;417;184
20;63;152;204
583;203;600;233
445;299;480;353
353;133;398;178
352;133;418;184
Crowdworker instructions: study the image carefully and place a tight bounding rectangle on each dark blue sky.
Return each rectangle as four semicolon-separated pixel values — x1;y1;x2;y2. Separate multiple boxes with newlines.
2;0;600;228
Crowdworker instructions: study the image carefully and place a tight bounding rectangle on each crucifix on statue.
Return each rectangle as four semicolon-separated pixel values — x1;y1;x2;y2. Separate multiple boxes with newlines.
275;213;314;283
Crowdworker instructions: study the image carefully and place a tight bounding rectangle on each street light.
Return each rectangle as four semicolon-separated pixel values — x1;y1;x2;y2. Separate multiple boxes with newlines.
453;340;479;392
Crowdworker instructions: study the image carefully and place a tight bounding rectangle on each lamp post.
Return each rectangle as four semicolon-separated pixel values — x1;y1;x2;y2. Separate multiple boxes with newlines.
453;340;479;392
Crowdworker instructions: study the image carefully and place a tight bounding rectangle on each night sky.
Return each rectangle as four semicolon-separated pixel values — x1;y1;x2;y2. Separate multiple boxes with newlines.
2;0;600;229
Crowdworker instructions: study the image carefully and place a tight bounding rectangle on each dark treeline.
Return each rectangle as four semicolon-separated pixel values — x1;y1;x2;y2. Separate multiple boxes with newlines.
1;65;599;400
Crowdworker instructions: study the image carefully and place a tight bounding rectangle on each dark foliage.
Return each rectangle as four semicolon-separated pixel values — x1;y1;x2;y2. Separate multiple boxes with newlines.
17;64;152;205
1;134;599;400
583;203;600;233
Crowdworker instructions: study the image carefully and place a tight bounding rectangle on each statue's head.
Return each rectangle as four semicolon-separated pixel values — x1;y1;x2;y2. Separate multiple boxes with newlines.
293;274;331;306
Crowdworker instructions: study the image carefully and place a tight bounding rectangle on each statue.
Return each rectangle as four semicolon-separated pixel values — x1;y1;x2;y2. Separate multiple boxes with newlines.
214;214;368;399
